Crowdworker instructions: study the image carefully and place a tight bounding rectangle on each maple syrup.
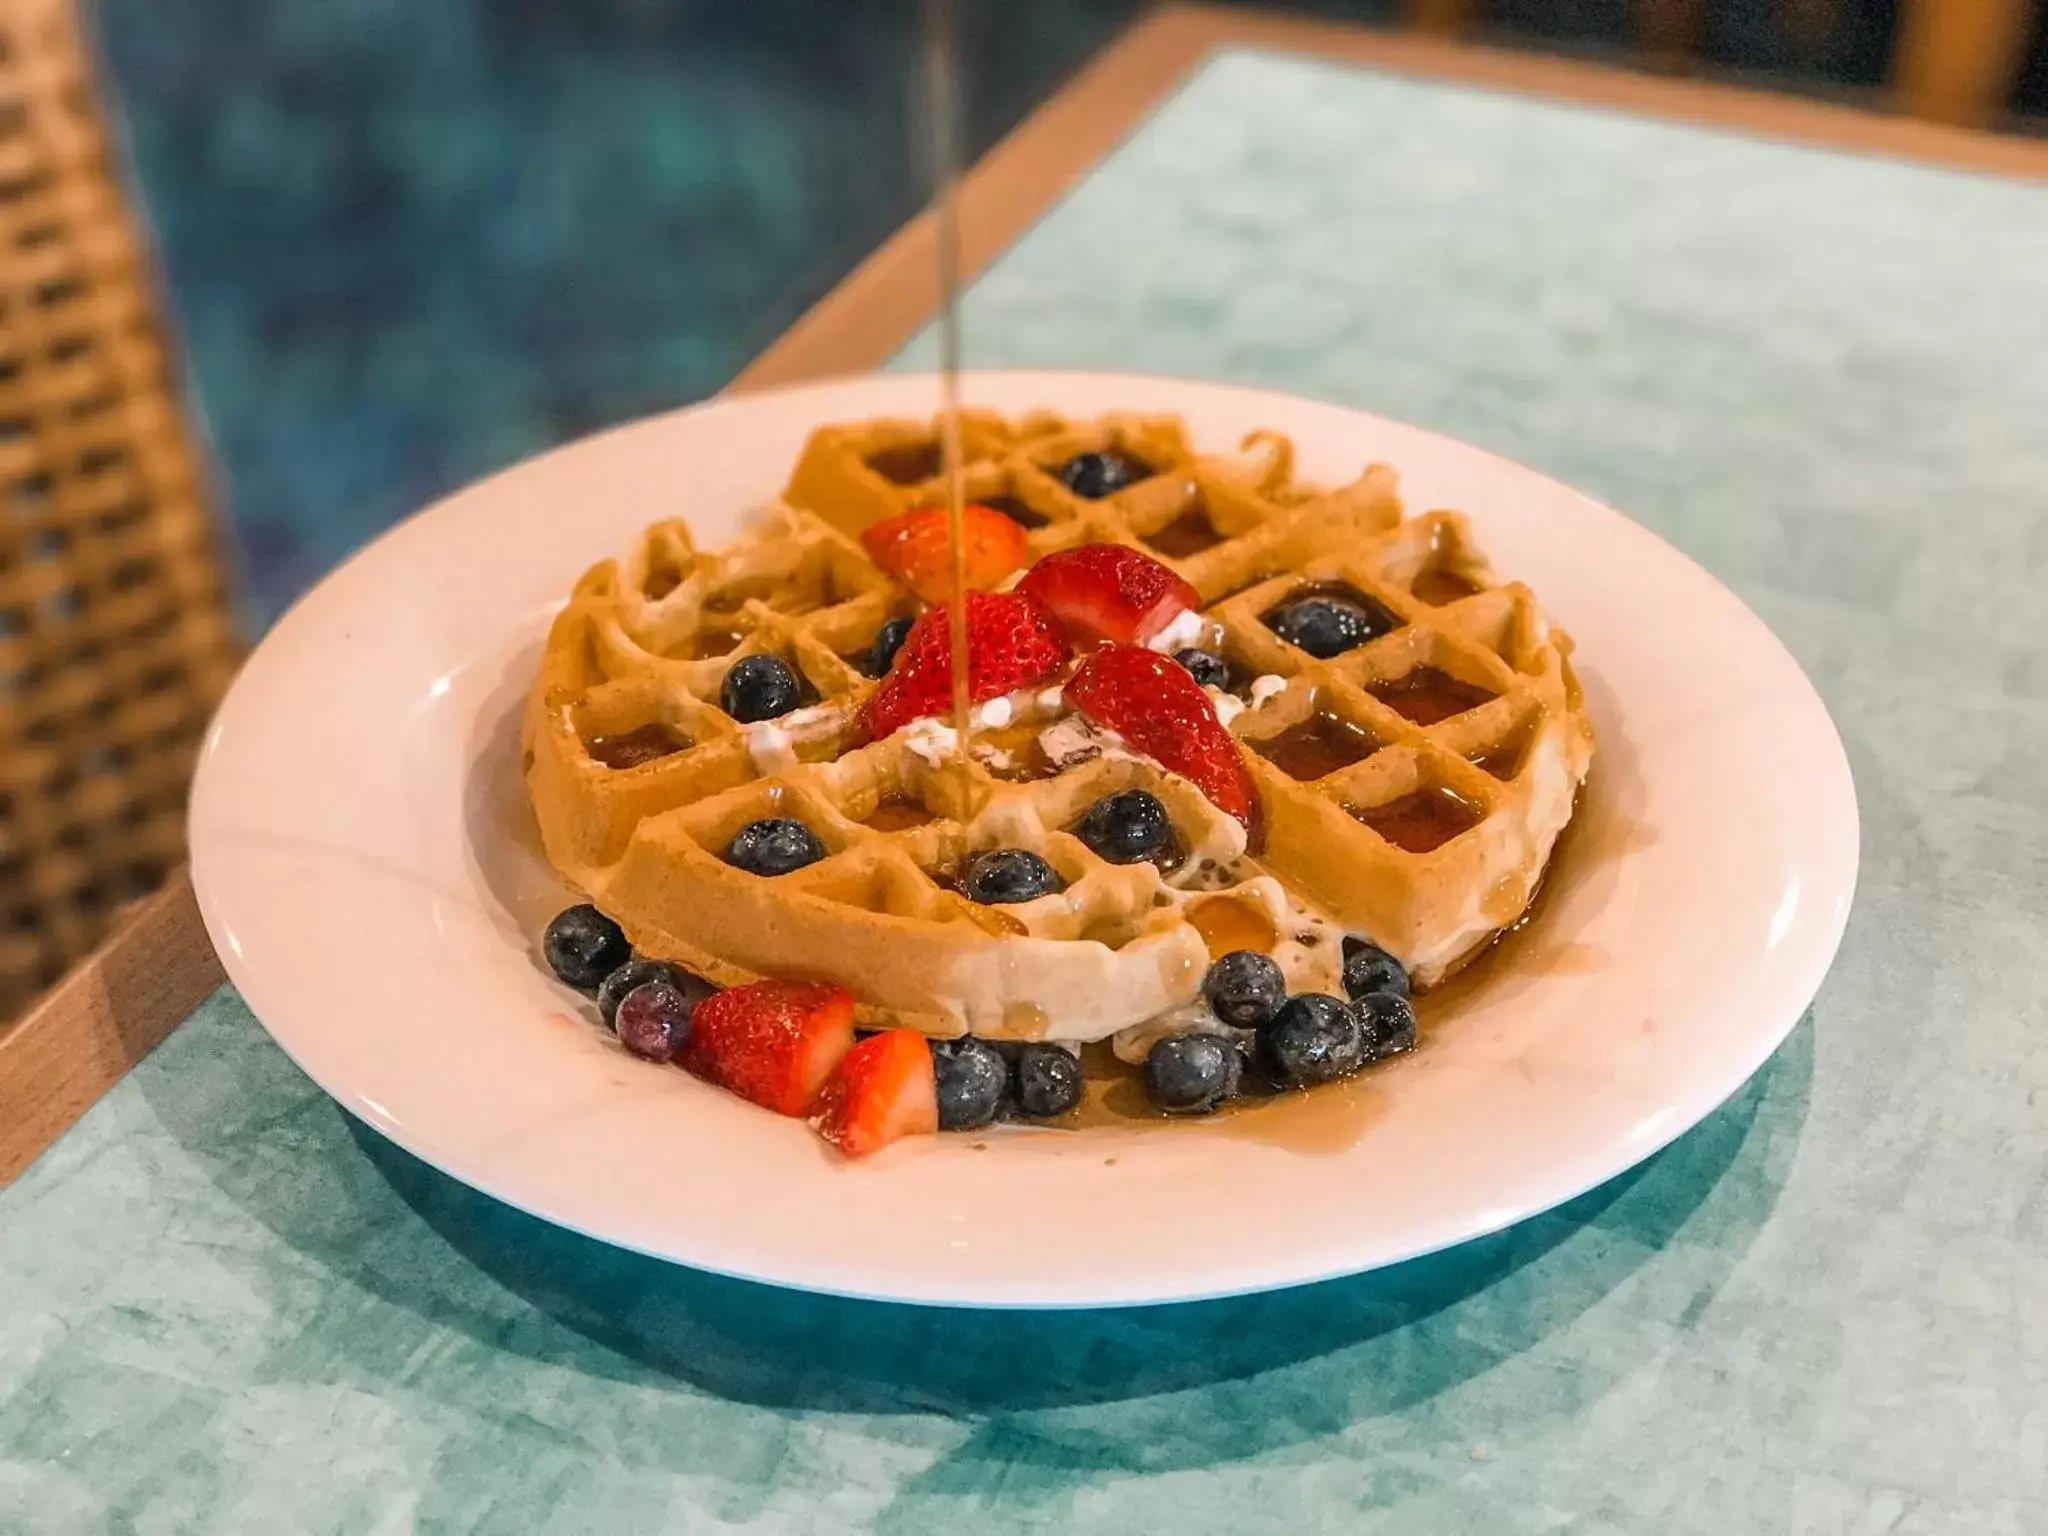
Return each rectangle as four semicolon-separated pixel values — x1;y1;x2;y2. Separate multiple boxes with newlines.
1466;718;1534;780
689;628;745;660
862;794;936;833
1254;712;1385;781
585;722;690;770
867;441;943;485
1369;666;1497;726
1187;894;1278;955
1409;567;1482;606
1144;504;1224;559
1347;786;1483;853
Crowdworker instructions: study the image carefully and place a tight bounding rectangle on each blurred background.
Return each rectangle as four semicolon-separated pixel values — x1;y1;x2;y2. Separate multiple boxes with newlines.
0;0;2043;1012
95;0;2048;627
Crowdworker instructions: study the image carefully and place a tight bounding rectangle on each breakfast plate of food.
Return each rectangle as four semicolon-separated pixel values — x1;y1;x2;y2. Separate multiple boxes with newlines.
188;370;1857;1306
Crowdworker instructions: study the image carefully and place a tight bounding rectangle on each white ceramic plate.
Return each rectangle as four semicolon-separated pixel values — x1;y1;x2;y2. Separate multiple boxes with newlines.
190;371;1857;1308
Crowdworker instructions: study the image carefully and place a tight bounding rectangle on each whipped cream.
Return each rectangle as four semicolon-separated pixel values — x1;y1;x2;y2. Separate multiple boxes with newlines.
743;703;841;777
1248;673;1288;710
1146;607;1207;655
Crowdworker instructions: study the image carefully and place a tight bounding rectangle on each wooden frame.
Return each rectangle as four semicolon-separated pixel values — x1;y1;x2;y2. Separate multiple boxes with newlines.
7;1;2045;1183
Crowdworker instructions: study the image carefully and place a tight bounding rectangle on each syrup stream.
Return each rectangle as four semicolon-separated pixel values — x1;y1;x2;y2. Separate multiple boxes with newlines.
919;0;974;762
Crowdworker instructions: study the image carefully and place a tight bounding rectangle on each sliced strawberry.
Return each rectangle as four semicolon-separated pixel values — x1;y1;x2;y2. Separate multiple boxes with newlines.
684;980;856;1116
860;504;1029;605
1016;543;1200;648
1065;644;1261;840
853;589;1068;744
811;1029;938;1157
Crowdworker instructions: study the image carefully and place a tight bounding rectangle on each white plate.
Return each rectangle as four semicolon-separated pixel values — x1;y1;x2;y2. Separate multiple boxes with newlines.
190;371;1857;1308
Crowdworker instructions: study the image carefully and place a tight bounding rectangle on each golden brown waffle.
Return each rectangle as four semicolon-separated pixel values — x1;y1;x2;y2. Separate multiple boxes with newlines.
525;412;1592;1046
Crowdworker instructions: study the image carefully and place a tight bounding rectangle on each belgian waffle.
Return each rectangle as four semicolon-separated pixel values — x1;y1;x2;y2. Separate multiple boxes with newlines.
524;411;1593;1047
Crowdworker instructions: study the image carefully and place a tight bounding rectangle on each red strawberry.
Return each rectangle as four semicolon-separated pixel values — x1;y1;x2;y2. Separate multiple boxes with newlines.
684;980;856;1116
1065;644;1261;840
1015;543;1200;648
861;504;1028;605
811;1029;938;1157
854;590;1068;744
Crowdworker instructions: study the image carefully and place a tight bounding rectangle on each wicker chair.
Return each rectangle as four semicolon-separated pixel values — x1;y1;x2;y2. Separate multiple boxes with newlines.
0;0;237;1018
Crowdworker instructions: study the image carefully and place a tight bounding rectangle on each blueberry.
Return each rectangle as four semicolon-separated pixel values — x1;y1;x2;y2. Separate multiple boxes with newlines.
1267;597;1383;659
868;616;914;676
1341;937;1411;1002
1203;949;1286;1028
1260;993;1366;1086
1174;647;1230;690
1060;449;1151;500
725;818;826;876
960;848;1061;904
721;654;802;722
1014;1043;1084;1117
1144;1033;1242;1115
1356;990;1418;1061
614;979;697;1062
596;957;714;1029
932;1037;1008;1130
1074;789;1172;865
542;904;630;989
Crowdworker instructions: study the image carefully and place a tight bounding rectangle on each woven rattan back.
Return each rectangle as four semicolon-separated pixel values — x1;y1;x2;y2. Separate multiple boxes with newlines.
0;0;236;1017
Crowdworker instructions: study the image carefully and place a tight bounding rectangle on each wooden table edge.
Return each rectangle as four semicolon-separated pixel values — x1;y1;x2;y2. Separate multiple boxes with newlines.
734;1;2048;393
10;0;2045;1183
0;869;223;1183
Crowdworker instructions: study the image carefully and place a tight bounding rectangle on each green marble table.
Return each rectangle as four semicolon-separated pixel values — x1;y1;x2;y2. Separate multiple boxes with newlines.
8;45;2048;1535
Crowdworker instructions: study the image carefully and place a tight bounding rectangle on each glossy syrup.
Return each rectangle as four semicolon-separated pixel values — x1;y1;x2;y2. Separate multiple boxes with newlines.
585;722;690;769
1369;666;1497;726
1145;504;1224;559
921;0;976;779
1254;713;1385;782
1347;786;1484;853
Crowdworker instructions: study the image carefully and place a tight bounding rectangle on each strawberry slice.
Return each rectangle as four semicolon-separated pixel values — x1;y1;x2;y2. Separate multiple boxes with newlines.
861;504;1029;605
811;1029;938;1157
684;979;856;1116
1065;644;1261;840
1016;542;1200;648
854;590;1067;745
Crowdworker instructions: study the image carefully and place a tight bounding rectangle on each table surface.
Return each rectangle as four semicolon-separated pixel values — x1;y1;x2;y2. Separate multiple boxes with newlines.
8;32;2048;1536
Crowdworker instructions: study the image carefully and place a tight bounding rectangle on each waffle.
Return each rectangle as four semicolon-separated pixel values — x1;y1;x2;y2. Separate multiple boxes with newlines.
524;411;1593;1047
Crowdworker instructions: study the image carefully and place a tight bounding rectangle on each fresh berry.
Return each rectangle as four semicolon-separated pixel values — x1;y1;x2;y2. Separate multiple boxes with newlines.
1060;449;1151;500
931;1036;1008;1130
1144;1033;1242;1114
596;957;712;1028
542;904;630;989
1174;647;1230;689
854;590;1068;745
721;655;802;722
1266;595;1390;658
1015;543;1200;648
811;1029;939;1156
1341;937;1411;1002
1073;788;1172;865
1202;949;1286;1027
960;848;1061;904
1014;1043;1084;1118
725;818;827;877
1260;993;1366;1086
867;615;914;677
684;979;856;1115
1065;645;1260;838
860;503;1028;605
614;979;698;1063
1356;990;1418;1061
